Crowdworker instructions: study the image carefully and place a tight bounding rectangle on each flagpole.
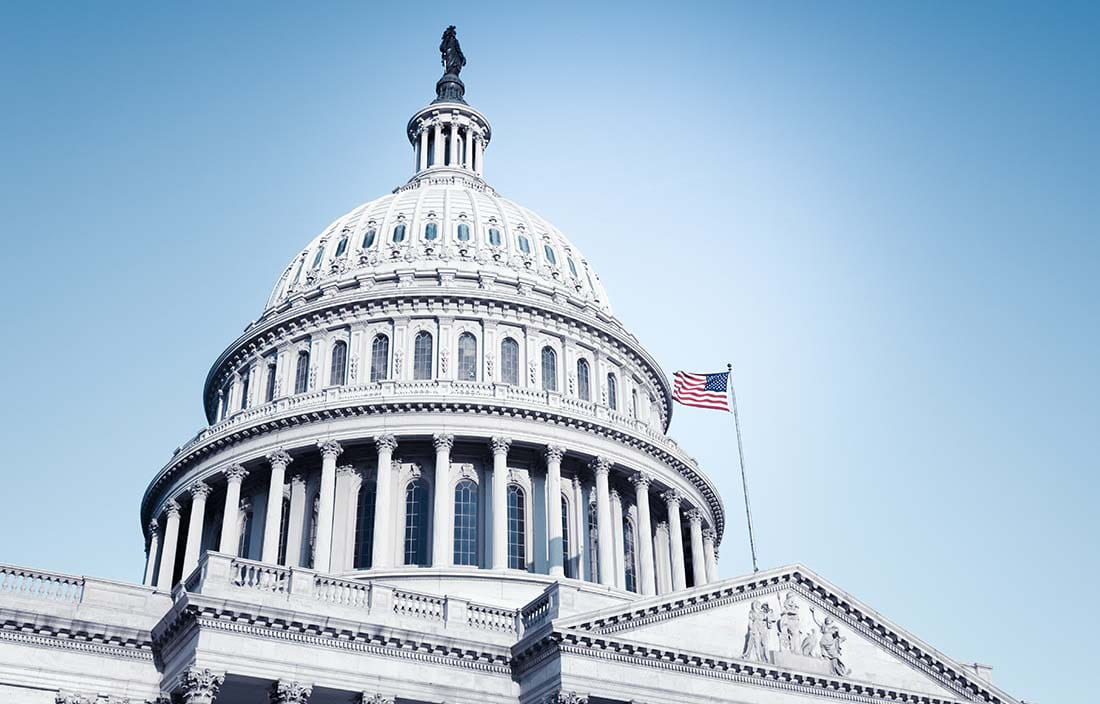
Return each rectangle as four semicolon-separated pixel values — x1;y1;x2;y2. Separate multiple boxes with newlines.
728;363;760;573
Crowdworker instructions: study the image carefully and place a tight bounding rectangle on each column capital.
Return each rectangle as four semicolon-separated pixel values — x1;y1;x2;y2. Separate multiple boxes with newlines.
661;489;683;507
702;527;718;542
685;507;705;526
590;456;612;476
630;471;652;490
544;445;566;463
188;481;212;499
175;668;224;703
289;473;307;488
490;436;512;455
655;520;670;535
55;693;94;704
544;690;590;704
223;464;249;483
270;680;313;704
147;518;160;534
317;439;344;458
360;694;395;704
375;433;399;452
610;488;621;502
266;448;293;468
337;464;361;481
433;433;455;452
164;499;182;518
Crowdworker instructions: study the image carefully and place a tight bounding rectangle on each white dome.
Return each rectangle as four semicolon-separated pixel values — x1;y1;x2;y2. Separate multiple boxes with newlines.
265;174;611;314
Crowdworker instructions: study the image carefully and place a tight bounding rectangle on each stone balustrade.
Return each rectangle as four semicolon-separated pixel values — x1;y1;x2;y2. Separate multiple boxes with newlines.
0;564;84;603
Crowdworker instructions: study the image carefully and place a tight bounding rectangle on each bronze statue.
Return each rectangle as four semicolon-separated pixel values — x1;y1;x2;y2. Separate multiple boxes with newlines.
440;25;466;76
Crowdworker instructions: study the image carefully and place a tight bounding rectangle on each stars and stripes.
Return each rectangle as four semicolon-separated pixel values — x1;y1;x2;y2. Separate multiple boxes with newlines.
672;371;730;411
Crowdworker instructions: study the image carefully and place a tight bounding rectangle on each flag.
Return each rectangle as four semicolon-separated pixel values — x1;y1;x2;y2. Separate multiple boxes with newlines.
672;371;730;411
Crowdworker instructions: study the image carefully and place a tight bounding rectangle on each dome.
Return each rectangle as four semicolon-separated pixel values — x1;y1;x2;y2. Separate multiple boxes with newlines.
263;176;611;315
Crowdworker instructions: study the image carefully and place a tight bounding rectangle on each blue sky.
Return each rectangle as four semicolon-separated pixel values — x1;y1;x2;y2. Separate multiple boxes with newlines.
1;3;1096;701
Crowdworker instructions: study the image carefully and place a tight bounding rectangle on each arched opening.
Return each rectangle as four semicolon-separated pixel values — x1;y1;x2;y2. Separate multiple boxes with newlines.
500;337;519;385
403;479;430;566
624;516;638;593
330;340;348;386
507;484;527;570
541;346;558;392
413;331;433;380
457;332;477;381
577;359;591;401
370;334;390;382
607;373;618;410
353;480;377;569
453;479;479;566
294;351;310;394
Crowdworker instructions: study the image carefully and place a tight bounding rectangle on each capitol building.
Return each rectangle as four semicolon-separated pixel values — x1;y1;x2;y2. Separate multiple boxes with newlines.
0;28;1022;704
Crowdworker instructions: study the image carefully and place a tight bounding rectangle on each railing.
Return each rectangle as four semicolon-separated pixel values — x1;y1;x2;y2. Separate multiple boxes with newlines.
468;602;518;633
392;589;445;622
520;590;554;631
314;574;370;609
230;558;289;593
0;565;84;603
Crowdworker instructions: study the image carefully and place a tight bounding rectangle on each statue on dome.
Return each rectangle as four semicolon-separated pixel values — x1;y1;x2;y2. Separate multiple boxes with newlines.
440;25;466;76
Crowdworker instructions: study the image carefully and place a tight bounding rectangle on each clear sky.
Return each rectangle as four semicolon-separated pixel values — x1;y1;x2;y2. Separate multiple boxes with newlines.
1;2;1096;701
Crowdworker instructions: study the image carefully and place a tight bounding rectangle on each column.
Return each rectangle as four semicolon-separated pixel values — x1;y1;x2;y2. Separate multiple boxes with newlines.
285;474;307;567
218;464;249;554
143;519;160;586
473;135;484;176
448;119;459;165
463;125;473;168
270;680;313;704
332;465;361;571
432;121;443;166
490;436;511;570
182;481;212;577
418;128;428;171
702;528;719;583
156;500;182;588
372;434;398;569
663;490;686;591
592;457;614;586
545;446;565;577
431;433;454;567
313;440;343;573
610;489;625;589
175;667;224;704
261;450;293;563
654;521;673;594
686;508;707;587
631;472;656;595
571;476;586;580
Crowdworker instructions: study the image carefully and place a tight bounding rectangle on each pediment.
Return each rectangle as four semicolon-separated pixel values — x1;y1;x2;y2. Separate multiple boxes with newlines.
555;565;1016;704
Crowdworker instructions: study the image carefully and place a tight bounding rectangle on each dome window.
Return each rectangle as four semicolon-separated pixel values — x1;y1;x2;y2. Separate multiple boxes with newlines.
567;257;578;278
488;227;502;246
334;235;349;258
393;224;406;243
457;223;471;241
543;244;557;266
291;256;305;285
362;228;377;249
424;222;438;241
311;245;326;270
517;234;531;254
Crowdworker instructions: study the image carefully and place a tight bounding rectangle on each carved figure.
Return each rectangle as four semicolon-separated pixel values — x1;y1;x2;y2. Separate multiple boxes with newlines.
440;26;466;76
742;600;778;662
776;591;802;653
800;627;819;657
810;606;851;677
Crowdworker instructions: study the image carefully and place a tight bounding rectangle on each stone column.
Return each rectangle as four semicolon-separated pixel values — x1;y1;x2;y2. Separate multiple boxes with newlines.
545;446;565;577
432;433;454;567
218;464;249;554
261;450;293;564
332;465;361;571
271;680;313;704
663;490;686;591
592;457;615;586
610;489;625;589
571;476;586;580
285;474;307;567
463;125;473;168
175;667;224;704
143;519;160;586
156;500;182;588
418;128;428;171
631;472;656;595
473;135;484;176
182;481;212;577
655;521;673;594
490;436;511;570
702;527;719;583
432;121;443;166
372;434;398;569
687;508;707;587
448;119;459;165
313;440;343;573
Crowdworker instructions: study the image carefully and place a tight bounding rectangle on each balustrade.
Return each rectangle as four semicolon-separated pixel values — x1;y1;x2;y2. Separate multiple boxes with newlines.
0;565;84;603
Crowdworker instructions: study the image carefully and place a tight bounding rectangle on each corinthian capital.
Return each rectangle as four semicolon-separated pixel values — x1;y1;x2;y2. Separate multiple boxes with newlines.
55;691;93;704
337;464;361;481
655;520;670;535
147;518;160;535
490;436;512;456
360;695;394;704
375;434;399;452
544;445;566;463
433;433;455;452
176;667;224;703
702;527;718;543
188;481;212;499
266;448;293;468
661;489;683;507
545;691;590;704
685;507;705;526
270;680;313;704
164;499;182;518
317;439;344;459
223;463;248;483
589;456;612;477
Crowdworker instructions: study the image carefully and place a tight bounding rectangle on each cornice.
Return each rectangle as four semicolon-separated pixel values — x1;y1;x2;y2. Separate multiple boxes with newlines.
0;621;154;662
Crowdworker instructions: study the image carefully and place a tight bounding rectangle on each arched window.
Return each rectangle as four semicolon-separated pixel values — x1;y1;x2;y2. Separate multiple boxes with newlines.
353;479;377;569
424;222;438;240
330;341;348;386
517;234;531;254
361;228;376;249
457;332;477;381
631;388;639;418
500;337;519;385
453;479;479;566
543;244;557;266
567;257;579;278
311;245;326;270
607;373;618;410
561;496;572;578
334;235;349;258
277;496;291;565
291;256;305;285
392;223;406;243
507;484;527;570
403;479;430;566
239;374;250;410
541;346;557;392
413;331;433;380
623;517;638;593
294;351;310;394
587;500;599;583
488;227;502;246
264;363;277;402
457;223;470;241
370;334;390;382
577;359;591;401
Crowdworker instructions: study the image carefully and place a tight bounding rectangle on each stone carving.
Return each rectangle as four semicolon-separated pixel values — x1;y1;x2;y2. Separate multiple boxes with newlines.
164;499;182;518
544;445;565;463
740;593;852;677
528;361;537;384
630;471;651;489
661;489;683;506
742;599;779;662
776;591;801;654
188;481;212;498
290;473;307;488
590;456;611;476
270;679;313;704
360;694;394;704
439;349;449;374
485;351;494;379
457;463;477;481
375;433;399;452
176;667;224;704
702;527;717;543
544;691;589;704
685;508;704;526
349;354;359;379
810;605;851;676
224;463;248;483
55;693;93;704
266;448;293;468
393;349;404;374
337;464;361;480
433;433;455;452
440;25;465;76
317;439;344;458
490;436;512;455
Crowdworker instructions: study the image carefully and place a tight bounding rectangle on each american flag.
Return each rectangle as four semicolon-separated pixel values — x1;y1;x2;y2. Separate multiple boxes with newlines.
672;371;730;411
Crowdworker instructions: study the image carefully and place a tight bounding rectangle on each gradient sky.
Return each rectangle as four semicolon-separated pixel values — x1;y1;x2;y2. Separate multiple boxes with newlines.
1;3;1096;702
